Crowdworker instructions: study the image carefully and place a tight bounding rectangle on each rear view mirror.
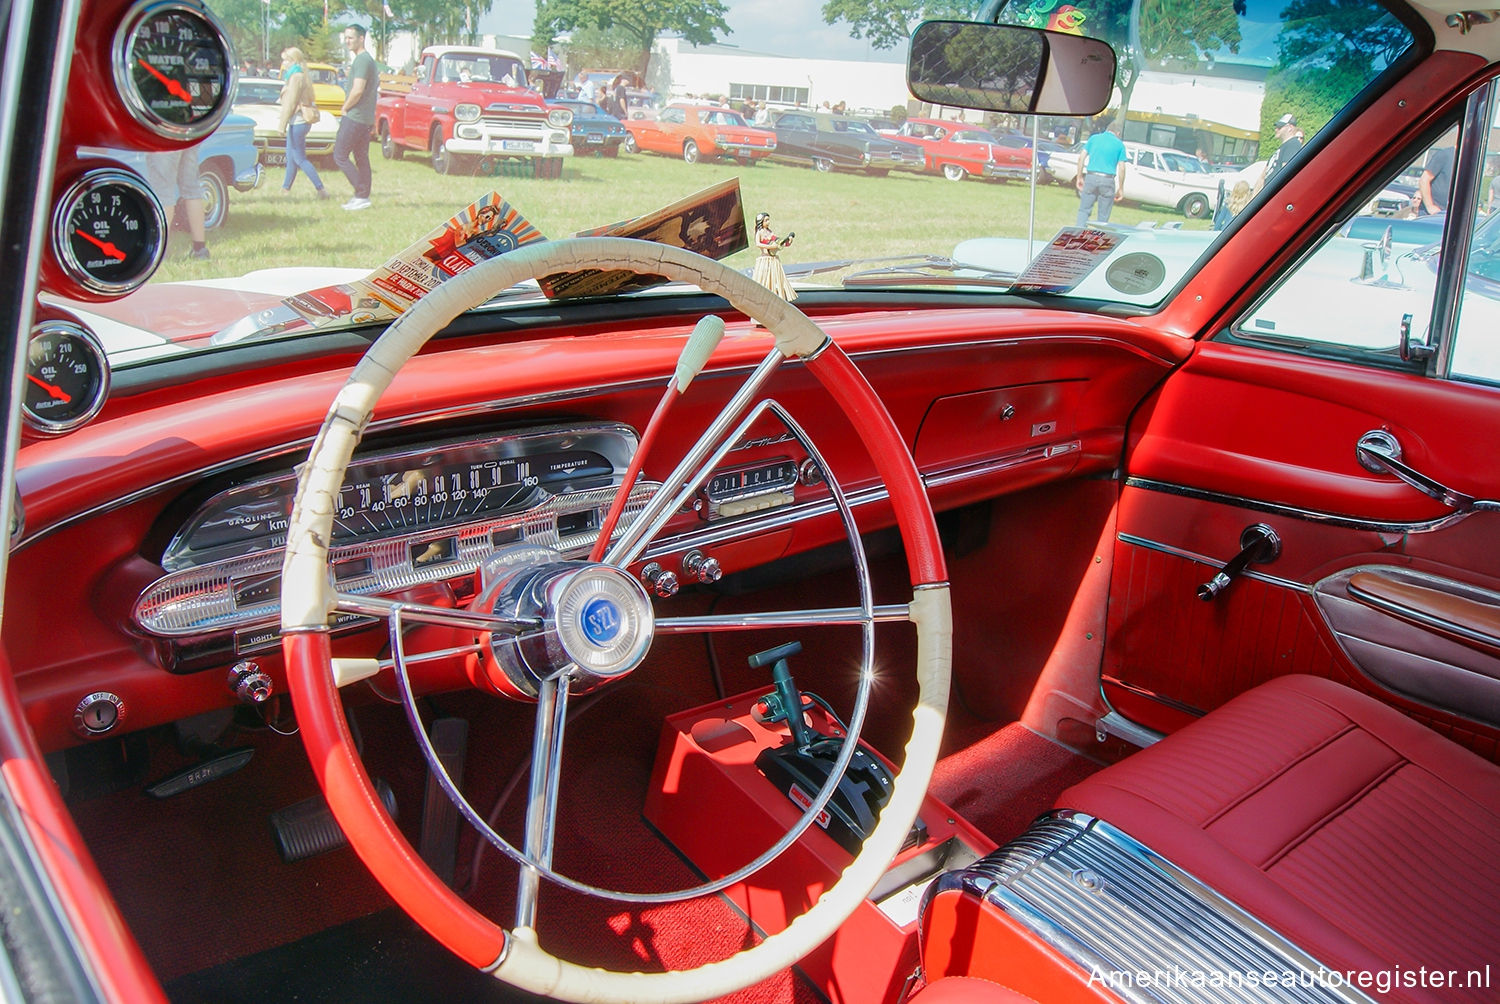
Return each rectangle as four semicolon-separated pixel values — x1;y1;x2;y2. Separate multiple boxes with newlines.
907;20;1116;117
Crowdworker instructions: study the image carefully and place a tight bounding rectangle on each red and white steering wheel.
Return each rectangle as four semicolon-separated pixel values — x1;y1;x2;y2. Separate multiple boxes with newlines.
280;237;951;1002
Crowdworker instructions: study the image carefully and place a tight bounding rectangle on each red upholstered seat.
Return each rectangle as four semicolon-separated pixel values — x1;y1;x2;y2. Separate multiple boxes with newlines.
1060;674;1500;1002
907;976;1042;1003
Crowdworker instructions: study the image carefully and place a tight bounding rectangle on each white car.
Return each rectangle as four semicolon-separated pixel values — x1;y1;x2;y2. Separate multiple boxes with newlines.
232;77;340;169
1048;140;1263;218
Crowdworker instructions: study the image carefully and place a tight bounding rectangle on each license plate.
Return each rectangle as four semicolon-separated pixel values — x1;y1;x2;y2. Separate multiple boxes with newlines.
264;151;286;166
585;133;604;144
501;140;534;152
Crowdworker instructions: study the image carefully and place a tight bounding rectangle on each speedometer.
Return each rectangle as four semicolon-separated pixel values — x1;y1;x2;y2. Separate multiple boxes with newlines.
113;0;235;140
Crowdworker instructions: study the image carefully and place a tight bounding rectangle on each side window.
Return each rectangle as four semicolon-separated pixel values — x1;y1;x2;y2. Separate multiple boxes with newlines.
660;107;685;124
1229;103;1498;378
1136;151;1156;169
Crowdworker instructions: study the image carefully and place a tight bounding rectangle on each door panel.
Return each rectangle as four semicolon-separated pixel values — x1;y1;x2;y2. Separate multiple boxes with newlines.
1109;340;1500;760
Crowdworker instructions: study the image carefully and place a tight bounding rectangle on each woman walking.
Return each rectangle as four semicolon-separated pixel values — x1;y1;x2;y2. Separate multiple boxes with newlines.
278;47;329;199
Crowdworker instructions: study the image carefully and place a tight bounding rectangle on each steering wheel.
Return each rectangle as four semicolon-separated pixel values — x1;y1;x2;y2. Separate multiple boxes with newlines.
280;237;951;1002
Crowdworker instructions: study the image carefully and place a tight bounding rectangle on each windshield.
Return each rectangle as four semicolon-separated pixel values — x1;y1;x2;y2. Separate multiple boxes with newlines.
61;0;1415;367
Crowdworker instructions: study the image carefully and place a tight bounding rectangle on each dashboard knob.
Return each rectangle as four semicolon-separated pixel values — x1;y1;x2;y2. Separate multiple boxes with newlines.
641;562;679;598
683;549;722;584
228;661;273;704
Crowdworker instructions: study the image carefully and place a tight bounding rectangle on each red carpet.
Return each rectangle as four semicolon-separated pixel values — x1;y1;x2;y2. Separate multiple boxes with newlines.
929;723;1103;846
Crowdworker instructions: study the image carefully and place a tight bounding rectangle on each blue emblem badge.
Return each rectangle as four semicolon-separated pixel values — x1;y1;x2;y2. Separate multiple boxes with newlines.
581;597;621;644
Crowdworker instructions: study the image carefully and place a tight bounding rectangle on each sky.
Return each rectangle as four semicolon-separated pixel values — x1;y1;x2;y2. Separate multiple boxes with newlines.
477;0;908;63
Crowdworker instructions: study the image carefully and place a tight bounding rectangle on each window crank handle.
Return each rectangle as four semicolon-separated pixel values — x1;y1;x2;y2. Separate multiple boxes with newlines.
1197;524;1281;601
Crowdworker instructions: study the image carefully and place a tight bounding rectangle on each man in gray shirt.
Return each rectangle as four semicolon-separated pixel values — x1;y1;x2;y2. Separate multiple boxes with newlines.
334;23;379;211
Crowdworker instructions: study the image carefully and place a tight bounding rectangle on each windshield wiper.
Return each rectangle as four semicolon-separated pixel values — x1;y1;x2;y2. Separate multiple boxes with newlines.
778;254;1020;288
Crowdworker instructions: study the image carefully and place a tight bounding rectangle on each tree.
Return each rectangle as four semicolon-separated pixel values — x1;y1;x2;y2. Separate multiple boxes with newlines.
819;0;973;52
535;0;730;75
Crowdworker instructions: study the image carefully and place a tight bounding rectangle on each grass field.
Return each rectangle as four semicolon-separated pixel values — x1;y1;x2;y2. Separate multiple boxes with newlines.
153;144;1210;283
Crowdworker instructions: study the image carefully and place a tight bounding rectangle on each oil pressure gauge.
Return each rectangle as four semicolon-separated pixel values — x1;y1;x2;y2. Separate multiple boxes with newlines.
23;322;110;435
113;0;235;139
52;168;166;296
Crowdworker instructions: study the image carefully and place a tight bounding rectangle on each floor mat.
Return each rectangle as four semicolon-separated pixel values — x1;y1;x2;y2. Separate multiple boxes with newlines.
929;722;1103;846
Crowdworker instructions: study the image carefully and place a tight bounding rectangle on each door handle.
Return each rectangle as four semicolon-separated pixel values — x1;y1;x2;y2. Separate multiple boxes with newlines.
1356;431;1500;514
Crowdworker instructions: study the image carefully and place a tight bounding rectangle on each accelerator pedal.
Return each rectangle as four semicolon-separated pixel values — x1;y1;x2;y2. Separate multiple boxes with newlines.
418;718;469;887
271;778;397;863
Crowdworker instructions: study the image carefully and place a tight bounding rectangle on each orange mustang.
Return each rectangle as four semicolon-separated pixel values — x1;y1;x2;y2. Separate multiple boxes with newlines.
623;102;777;165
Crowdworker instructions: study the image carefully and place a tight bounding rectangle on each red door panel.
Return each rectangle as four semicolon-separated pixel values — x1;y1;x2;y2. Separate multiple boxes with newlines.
1110;339;1500;760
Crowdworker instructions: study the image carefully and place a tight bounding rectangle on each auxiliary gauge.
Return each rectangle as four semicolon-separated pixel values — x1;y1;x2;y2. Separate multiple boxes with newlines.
52;168;166;296
23;322;110;435
113;0;235;139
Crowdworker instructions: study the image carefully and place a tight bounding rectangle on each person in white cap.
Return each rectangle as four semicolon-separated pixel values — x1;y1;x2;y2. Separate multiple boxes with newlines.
1262;112;1303;185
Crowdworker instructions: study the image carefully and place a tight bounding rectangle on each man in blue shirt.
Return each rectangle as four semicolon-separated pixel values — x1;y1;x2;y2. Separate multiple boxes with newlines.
1075;122;1128;227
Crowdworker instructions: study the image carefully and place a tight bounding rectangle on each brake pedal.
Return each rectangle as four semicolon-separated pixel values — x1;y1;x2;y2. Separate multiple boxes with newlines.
271;778;397;863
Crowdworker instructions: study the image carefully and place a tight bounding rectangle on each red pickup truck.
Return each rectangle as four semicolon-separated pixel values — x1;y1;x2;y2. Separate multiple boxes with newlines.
376;46;574;178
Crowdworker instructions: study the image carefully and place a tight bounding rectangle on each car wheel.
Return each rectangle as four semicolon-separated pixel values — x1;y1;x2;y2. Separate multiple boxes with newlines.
941;163;967;182
430;126;454;175
682;140;700;164
1181;193;1211;219
380;122;403;161
624;134;639;154
813;157;833;173
198;167;228;230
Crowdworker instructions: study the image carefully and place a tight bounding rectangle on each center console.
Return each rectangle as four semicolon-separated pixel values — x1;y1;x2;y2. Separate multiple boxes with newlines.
644;681;994;1003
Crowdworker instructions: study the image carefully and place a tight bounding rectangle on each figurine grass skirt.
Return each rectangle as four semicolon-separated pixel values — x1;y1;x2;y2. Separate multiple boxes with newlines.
752;250;797;301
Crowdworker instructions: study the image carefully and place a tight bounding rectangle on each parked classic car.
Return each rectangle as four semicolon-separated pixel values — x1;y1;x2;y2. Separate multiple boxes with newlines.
83;111;262;230
376;46;572;177
1049;139;1263;217
231;76;339;167
771;110;927;174
894;117;1033;181
548;99;627;157
6;1;1500;1003
624;103;777;164
304;62;347;115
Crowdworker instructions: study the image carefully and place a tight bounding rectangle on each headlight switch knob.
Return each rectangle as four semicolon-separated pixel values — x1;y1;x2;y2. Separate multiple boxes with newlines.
229;661;273;704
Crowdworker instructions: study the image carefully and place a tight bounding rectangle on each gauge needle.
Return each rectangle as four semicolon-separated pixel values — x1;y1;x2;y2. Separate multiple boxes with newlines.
73;229;126;261
136;58;193;104
27;374;71;403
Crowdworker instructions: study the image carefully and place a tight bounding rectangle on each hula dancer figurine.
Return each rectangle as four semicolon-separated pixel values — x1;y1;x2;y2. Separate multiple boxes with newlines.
751;212;796;302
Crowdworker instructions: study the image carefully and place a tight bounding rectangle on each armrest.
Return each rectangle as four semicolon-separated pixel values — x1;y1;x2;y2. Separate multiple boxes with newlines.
1347;571;1500;658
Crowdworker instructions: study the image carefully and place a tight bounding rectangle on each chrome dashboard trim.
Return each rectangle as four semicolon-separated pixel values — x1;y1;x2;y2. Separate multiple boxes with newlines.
1115;532;1311;594
929;812;1375;1003
19;329;1122;550
1124;477;1469;534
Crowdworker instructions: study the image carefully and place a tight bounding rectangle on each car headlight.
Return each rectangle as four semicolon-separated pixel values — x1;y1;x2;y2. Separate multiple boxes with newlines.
455;103;481;123
548;108;573;128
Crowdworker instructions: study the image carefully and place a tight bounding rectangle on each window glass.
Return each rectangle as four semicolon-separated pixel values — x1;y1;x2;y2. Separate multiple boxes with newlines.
660;107;685;124
1233;127;1457;361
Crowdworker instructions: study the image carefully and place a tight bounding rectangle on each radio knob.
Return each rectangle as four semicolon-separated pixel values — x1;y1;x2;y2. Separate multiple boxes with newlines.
641;562;679;598
228;661;273;704
798;459;824;486
683;550;722;584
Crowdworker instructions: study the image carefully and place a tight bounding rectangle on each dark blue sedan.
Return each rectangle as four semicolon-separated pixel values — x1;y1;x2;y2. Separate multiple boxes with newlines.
548;99;627;157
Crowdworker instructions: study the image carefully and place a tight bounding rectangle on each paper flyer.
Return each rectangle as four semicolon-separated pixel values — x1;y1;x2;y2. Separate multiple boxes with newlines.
540;178;749;299
277;192;546;329
1009;227;1119;295
274;181;748;329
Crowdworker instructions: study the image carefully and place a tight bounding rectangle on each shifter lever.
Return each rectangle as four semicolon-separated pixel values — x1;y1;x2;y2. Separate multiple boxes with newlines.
1197;524;1281;601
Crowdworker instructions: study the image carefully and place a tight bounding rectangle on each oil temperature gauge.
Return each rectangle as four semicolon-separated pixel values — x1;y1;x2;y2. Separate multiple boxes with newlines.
23;322;110;435
52;168;166;296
